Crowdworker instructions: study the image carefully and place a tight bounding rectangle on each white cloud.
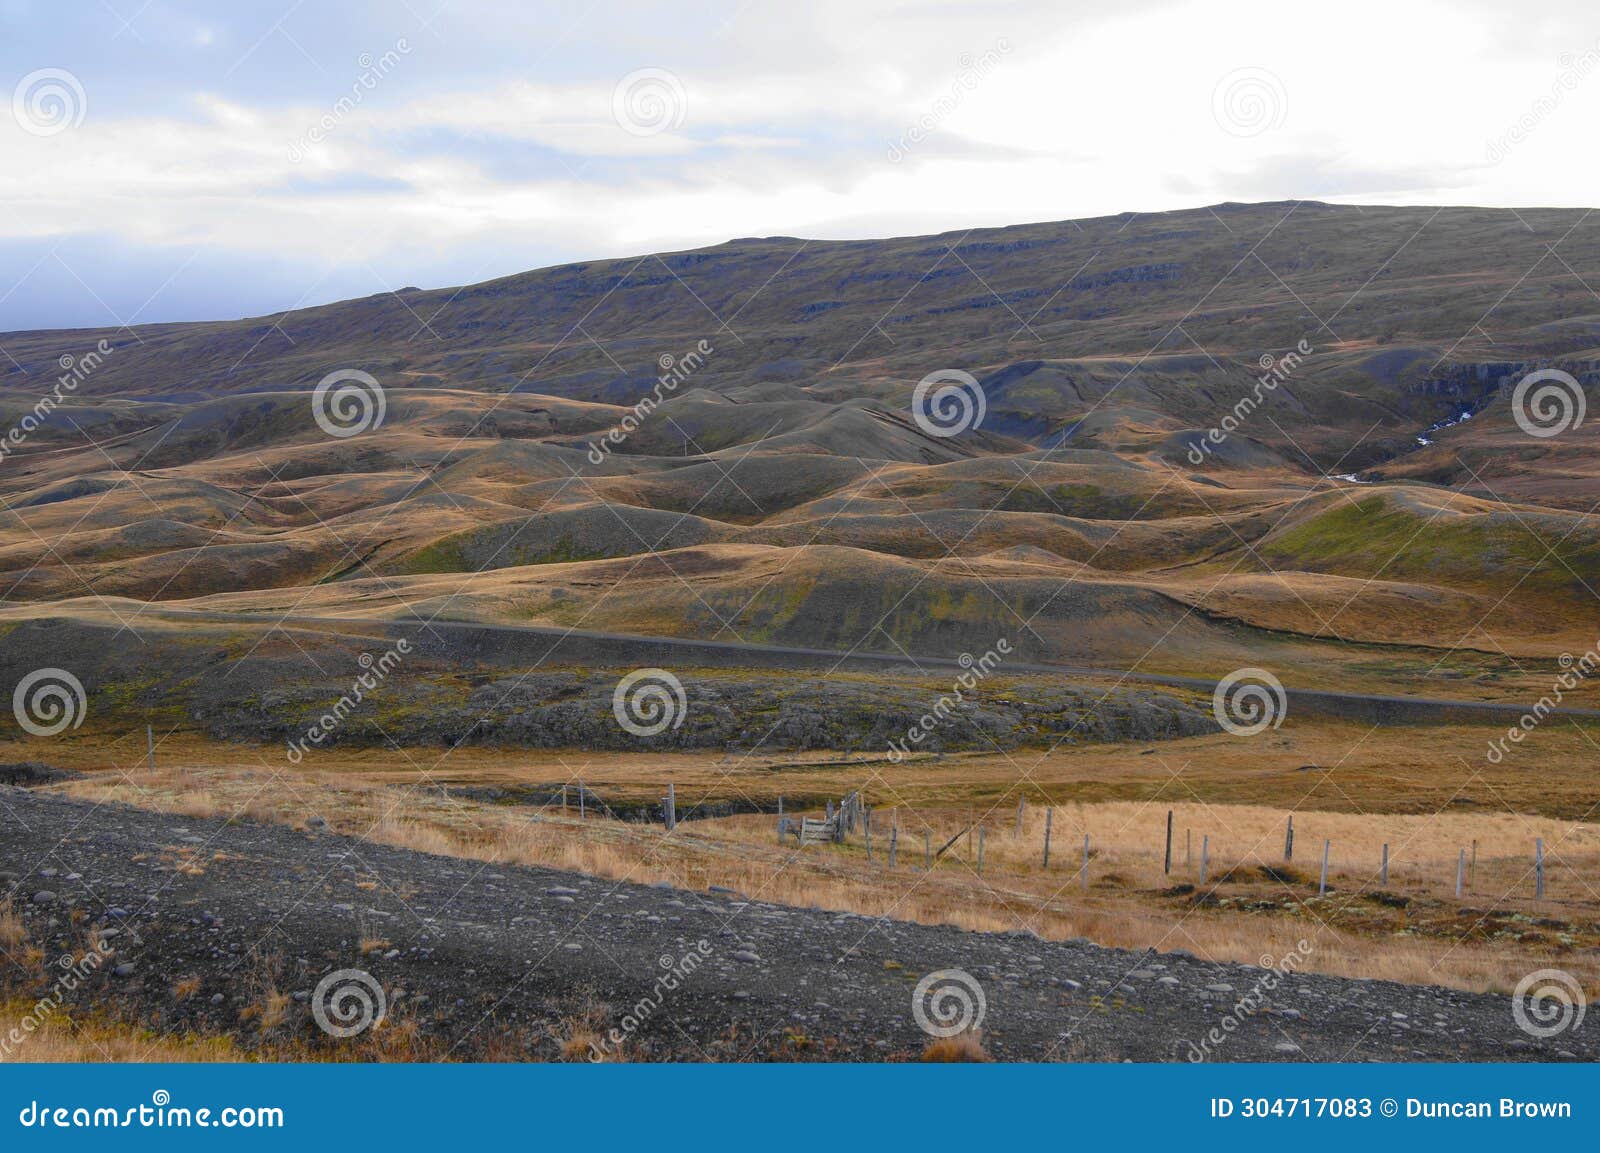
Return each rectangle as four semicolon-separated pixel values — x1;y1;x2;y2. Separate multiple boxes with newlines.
2;0;1599;327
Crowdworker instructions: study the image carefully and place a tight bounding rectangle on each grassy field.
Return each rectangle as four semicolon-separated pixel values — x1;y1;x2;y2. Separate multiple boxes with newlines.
15;715;1598;999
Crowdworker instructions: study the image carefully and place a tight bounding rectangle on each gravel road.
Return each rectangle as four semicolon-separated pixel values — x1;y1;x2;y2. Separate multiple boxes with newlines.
1;787;1589;1062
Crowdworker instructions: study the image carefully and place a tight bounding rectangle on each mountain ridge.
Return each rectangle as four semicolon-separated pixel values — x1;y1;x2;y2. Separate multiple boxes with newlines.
2;200;1598;696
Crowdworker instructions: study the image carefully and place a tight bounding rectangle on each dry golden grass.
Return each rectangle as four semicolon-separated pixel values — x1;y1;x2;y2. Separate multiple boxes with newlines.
887;800;1593;902
557;1009;611;1062
172;975;202;1000
0;901;25;952
921;1031;991;1062
0;999;243;1063
16;714;1600;819
39;735;1600;997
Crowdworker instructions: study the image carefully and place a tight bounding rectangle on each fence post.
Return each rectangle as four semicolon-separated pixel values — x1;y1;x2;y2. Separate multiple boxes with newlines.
562;785;568;811
889;826;898;868
147;724;156;773
924;831;931;871
1319;839;1330;895
666;783;676;831
778;795;784;816
579;780;586;821
1164;810;1173;875
1455;848;1465;897
1536;838;1545;900
1199;835;1209;884
1469;839;1477;889
865;819;872;860
1284;815;1294;861
1081;833;1090;891
977;825;985;876
1381;842;1389;886
1043;808;1053;869
1016;796;1025;836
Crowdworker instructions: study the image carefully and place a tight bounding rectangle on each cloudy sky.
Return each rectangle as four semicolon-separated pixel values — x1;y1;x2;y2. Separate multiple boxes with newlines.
3;0;1598;331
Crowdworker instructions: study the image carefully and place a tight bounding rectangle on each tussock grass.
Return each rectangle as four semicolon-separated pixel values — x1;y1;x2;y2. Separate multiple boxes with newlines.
921;1031;990;1062
0;901;25;952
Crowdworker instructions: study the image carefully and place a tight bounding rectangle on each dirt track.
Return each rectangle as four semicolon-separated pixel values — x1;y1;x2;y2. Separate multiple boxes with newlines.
2;787;1590;1062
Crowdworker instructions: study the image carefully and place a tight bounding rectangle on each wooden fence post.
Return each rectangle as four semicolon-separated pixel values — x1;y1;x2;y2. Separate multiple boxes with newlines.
1081;833;1090;891
889;826;898;868
1455;848;1465;897
579;780;586;821
977;825;985;875
1284;815;1294;861
1200;835;1209;884
1163;810;1173;875
1381;842;1389;886
1470;839;1478;889
778;795;784;816
865;820;873;860
1535;838;1545;900
1319;839;1330;896
666;783;676;831
1042;807;1053;869
147;724;156;773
